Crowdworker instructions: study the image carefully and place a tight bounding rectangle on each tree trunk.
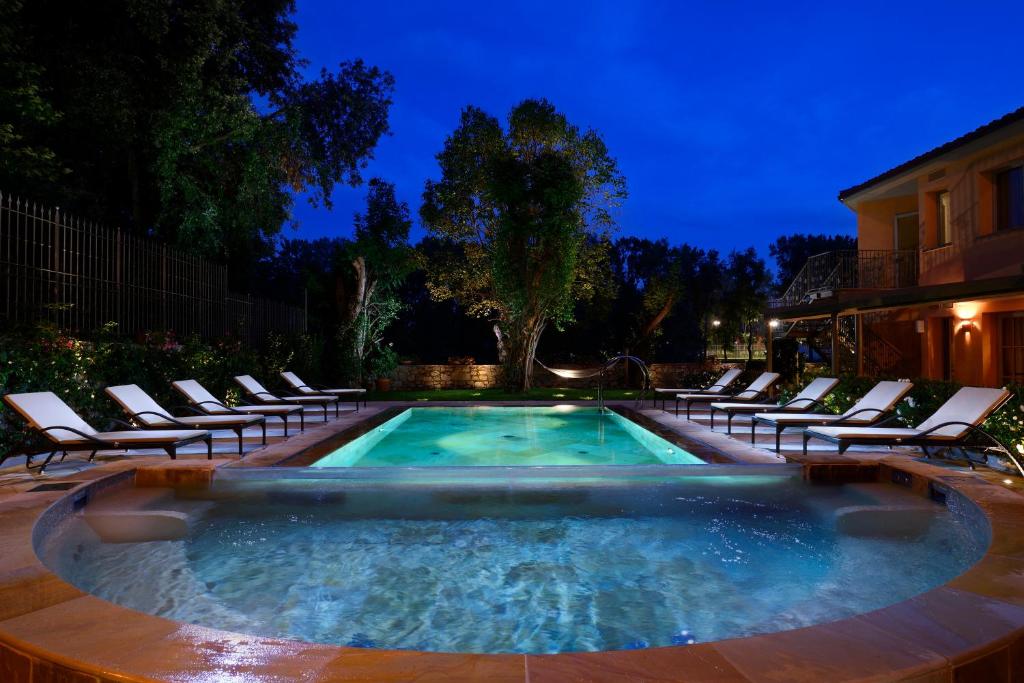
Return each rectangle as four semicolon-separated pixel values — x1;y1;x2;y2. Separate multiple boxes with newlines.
502;317;547;392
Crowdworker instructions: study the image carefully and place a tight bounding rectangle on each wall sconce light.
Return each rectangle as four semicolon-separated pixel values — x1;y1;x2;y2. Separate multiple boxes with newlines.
914;319;925;334
954;301;978;331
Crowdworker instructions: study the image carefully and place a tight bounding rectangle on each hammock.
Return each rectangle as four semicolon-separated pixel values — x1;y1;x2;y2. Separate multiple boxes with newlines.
534;358;606;380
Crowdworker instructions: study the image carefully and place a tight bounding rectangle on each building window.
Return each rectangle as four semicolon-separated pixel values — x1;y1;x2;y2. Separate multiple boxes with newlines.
1003;316;1024;385
936;191;951;245
996;166;1024;231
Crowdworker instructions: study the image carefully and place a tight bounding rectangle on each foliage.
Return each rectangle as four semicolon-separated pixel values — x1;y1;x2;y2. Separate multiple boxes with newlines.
341;179;413;382
368;345;399;380
421;98;626;390
719;248;772;360
0;0;64;188
4;0;393;267
0;322;320;459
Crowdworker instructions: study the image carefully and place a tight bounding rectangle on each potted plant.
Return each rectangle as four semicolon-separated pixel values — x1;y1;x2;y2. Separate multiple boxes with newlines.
369;345;399;392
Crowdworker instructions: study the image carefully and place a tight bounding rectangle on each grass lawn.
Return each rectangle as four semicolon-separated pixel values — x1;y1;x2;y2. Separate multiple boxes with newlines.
364;387;644;402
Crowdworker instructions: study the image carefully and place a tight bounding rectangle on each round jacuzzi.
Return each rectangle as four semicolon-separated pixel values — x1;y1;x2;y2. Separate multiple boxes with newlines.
35;470;989;655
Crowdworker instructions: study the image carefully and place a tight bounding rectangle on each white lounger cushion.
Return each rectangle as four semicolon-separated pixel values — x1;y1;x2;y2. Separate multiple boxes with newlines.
107;385;261;428
914;387;1011;436
88;429;208;444
711;402;785;412
754;412;848;425
711;377;840;414
655;368;742;395
805;426;923;441
236;375;334;403
5;391;98;441
172;380;301;415
4;392;206;444
281;371;365;395
808;387;1011;442
680;372;779;402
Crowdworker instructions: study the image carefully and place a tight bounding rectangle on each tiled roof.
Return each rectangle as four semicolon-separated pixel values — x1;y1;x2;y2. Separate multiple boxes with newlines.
838;106;1024;202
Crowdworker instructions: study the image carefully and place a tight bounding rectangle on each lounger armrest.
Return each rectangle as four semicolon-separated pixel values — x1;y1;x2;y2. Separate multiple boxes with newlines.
731;389;769;401
705;383;729;392
129;410;189;427
194;400;244;414
780;397;828;410
36;425;109;445
914;421;983;438
249;391;280;400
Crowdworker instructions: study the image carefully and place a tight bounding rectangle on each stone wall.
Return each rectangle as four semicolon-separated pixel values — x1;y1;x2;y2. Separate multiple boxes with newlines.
389;361;741;391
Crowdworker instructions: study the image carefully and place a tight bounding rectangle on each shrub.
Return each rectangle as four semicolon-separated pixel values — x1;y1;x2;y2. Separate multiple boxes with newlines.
0;322;321;460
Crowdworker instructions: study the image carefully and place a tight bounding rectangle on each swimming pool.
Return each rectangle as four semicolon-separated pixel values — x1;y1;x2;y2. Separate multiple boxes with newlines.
40;473;987;654
311;406;703;467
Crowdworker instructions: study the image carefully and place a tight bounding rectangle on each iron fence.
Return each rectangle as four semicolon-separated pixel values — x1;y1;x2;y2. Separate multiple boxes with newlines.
0;192;305;343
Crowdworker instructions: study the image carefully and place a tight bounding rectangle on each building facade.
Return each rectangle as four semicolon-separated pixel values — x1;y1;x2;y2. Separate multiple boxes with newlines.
770;107;1024;387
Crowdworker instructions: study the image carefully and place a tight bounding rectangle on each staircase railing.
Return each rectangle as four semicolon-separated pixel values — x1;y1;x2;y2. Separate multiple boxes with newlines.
770;250;919;309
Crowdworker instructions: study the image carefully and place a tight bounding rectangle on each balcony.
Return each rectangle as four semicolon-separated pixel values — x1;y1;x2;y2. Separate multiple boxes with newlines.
769;250;919;310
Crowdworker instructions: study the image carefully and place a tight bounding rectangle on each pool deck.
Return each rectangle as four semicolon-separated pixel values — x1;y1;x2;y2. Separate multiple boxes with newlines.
2;400;1024;681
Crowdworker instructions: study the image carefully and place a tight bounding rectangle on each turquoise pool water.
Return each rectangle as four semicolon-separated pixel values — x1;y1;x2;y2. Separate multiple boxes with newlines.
42;475;987;654
312;406;703;467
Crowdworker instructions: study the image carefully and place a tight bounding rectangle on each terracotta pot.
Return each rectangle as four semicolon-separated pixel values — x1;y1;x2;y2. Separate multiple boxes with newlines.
375;378;392;392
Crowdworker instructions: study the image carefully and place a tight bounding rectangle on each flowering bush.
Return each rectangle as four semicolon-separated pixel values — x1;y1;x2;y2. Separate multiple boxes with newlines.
0;322;323;459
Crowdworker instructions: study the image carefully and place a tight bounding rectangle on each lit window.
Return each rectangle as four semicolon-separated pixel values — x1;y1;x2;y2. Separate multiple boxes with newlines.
996;166;1024;231
936;191;951;245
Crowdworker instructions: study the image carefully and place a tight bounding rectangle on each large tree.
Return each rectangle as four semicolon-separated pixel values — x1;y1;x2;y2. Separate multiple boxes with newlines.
720;248;772;360
4;0;393;275
421;99;625;390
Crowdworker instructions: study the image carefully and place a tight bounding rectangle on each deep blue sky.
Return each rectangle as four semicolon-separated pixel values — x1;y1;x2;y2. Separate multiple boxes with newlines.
288;0;1023;255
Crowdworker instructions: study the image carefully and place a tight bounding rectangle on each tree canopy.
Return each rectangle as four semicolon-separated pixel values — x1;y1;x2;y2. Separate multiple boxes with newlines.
420;98;626;389
0;0;394;273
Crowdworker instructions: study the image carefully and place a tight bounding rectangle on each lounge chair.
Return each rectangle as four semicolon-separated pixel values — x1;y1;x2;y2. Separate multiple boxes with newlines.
676;372;781;419
105;384;266;455
2;391;211;472
280;371;366;410
653;368;742;411
802;387;1012;462
751;380;913;453
708;376;840;434
172;379;306;434
234;375;340;422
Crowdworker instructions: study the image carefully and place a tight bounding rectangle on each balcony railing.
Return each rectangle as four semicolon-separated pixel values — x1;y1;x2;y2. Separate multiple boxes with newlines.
769;250;918;310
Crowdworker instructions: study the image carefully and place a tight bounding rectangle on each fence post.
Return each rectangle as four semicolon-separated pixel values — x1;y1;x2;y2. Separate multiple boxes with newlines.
50;206;60;326
160;244;168;331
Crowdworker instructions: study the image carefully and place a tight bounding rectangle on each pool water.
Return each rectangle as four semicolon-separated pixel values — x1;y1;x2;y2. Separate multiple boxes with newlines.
41;475;987;654
312;406;703;467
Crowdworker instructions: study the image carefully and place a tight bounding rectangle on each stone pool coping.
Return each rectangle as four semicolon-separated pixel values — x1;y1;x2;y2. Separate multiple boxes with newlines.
3;406;1024;680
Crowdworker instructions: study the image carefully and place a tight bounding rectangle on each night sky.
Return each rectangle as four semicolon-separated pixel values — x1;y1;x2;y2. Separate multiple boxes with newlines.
289;0;1024;255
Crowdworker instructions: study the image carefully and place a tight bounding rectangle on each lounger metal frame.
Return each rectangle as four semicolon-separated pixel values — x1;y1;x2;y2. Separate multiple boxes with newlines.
280;373;366;410
802;392;1014;467
122;408;266;455
709;397;831;434
235;381;339;422
1;397;212;473
186;398;305;435
676;377;780;420
752;407;900;454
